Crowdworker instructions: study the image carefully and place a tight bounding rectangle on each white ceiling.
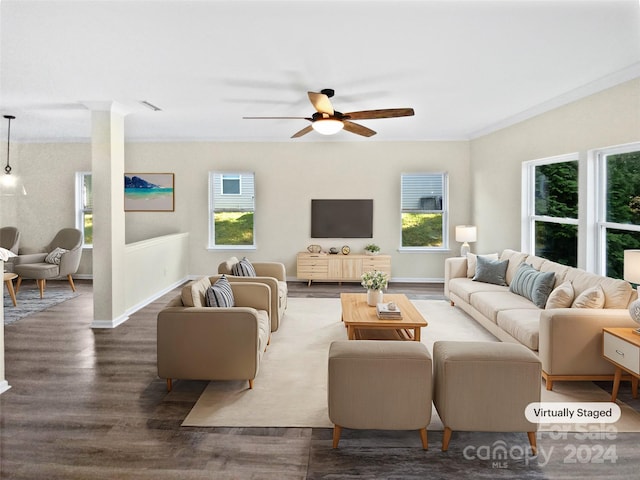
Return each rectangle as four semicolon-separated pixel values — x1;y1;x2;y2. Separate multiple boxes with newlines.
1;0;639;143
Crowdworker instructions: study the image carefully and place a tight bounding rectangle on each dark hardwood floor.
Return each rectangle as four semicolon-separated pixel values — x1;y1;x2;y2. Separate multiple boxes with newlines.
1;280;639;479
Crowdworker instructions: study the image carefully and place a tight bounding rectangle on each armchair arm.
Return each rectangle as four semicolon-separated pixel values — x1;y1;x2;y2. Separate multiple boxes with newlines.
444;257;468;299
252;262;286;282
12;252;47;265
59;246;82;276
157;306;262;381
230;282;271;318
538;308;637;376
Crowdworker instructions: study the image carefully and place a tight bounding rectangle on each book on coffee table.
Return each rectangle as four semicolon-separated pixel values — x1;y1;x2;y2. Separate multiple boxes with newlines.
376;302;403;320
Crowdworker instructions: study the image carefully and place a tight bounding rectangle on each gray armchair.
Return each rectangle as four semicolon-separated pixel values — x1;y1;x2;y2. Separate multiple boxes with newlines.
0;226;20;254
0;226;21;272
13;228;83;298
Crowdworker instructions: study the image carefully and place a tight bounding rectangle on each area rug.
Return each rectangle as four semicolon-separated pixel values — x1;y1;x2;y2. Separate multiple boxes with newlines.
182;297;640;432
3;284;79;325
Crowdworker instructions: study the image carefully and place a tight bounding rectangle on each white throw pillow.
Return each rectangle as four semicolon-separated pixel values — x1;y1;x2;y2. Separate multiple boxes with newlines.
572;285;605;309
45;247;68;265
467;253;499;278
545;281;575;309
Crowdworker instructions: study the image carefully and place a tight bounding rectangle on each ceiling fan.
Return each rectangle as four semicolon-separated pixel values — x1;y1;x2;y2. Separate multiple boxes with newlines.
243;89;415;138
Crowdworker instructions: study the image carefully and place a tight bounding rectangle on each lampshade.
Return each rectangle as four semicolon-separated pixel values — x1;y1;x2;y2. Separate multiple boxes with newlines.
624;250;640;284
623;250;640;334
312;118;344;135
455;225;477;243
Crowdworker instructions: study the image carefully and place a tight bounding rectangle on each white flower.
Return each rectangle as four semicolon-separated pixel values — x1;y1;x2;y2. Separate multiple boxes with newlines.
360;270;388;291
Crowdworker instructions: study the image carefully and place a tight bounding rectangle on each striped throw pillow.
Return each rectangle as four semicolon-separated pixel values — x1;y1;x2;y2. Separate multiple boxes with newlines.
205;275;235;307
232;257;257;277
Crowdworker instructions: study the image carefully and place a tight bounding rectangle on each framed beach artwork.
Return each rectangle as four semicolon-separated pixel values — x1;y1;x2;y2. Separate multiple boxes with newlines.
124;173;175;212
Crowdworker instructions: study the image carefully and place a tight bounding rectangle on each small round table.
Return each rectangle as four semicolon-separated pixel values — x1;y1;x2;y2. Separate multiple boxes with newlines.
3;272;18;307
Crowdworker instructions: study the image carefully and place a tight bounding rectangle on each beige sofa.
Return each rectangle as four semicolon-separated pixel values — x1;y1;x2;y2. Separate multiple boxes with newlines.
218;256;288;332
445;249;637;390
157;276;271;391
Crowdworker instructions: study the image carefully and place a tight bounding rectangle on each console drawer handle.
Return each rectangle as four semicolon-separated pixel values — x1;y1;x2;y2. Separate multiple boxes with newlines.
615;349;625;357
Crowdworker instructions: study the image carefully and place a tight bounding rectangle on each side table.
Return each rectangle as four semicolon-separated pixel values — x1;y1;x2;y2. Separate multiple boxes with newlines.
3;272;18;307
602;327;640;402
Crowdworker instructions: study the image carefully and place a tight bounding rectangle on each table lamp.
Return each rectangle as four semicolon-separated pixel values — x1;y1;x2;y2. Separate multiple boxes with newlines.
455;225;477;257
623;250;640;335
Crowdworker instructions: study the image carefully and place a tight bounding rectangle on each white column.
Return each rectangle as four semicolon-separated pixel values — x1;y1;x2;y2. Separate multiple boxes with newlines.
0;259;10;394
86;102;129;328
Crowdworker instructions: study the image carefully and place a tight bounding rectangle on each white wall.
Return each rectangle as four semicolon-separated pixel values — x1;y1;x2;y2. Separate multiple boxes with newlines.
470;78;640;255
124;141;472;281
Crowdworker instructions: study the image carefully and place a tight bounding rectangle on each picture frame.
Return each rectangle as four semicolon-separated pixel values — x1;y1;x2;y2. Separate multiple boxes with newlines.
124;173;175;212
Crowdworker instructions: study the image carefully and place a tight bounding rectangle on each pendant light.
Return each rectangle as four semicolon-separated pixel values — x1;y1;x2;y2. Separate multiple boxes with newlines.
1;114;27;196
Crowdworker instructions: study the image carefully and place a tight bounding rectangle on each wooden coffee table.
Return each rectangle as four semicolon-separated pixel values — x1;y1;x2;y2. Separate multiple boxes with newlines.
340;293;428;341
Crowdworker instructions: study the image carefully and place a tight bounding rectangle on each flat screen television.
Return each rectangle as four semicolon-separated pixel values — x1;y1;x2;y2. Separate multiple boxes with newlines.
311;199;373;238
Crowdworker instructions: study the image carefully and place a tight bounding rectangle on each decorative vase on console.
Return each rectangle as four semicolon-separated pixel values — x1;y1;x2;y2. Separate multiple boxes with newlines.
361;270;389;307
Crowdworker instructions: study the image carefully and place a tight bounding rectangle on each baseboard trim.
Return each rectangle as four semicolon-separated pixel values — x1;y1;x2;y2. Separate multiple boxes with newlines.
91;314;130;329
91;276;189;329
0;380;12;395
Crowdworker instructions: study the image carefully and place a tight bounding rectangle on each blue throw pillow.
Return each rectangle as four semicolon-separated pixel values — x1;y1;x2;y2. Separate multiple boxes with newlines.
205;275;235;307
472;255;509;286
509;263;556;308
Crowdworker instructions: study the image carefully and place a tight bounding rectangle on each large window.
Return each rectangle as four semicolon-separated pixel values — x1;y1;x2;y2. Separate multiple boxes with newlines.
75;172;92;247
209;172;255;248
523;155;578;267
597;145;640;279
400;173;447;250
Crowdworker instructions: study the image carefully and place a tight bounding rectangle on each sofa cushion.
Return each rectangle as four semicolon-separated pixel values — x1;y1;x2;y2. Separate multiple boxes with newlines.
466;253;499;278
572;285;605;309
232;257;257;277
545;281;574;309
564;268;633;309
181;276;212;307
509;263;556;308
205;275;235;307
473;255;508;286
496;309;541;350
449;277;507;304
499;249;529;285
470;291;539;323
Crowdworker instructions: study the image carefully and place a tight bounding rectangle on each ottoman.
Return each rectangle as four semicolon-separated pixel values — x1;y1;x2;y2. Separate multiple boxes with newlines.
328;340;433;450
433;341;541;453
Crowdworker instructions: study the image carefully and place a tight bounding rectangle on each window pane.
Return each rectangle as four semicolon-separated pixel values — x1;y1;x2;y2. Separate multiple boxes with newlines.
534;221;577;267
214;212;254;245
401;174;443;212
211;172;255;247
83;213;93;245
535;161;578;217
605;228;640;279
401;213;443;247
83;174;93;209
606;151;640;224
222;175;241;195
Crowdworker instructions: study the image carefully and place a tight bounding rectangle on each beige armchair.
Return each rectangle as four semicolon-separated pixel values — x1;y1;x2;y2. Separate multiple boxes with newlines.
218;256;288;332
13;228;83;298
157;276;271;392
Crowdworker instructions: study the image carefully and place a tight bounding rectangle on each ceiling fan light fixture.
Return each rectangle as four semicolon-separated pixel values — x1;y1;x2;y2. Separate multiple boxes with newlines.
312;118;344;135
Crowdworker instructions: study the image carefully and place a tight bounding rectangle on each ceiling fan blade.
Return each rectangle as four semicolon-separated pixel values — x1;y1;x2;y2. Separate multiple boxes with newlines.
344;108;415;120
308;92;334;115
291;125;314;138
342;120;376;137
